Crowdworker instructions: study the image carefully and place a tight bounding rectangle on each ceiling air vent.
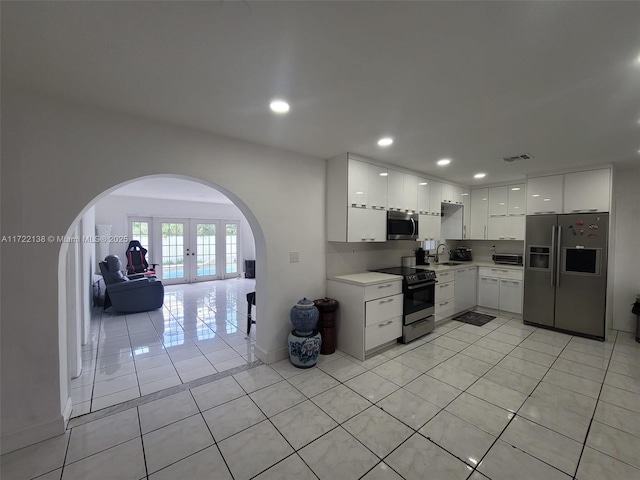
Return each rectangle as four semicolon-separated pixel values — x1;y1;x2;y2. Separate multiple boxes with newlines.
503;153;533;163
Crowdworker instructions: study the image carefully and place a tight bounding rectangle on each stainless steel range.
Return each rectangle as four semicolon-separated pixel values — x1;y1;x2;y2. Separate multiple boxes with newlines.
371;267;436;343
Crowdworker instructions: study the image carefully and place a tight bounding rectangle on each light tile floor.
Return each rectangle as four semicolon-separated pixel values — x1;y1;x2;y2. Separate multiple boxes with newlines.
3;293;640;479
70;278;258;416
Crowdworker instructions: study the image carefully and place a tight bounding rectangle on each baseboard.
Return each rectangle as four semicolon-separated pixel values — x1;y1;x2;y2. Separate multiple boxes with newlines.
254;344;289;364
62;396;73;428
1;414;66;455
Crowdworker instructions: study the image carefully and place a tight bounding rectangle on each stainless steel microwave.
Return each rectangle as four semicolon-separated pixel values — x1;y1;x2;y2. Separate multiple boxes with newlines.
387;211;419;240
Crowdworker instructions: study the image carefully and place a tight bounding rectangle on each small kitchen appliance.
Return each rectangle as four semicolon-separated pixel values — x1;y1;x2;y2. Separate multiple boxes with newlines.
492;253;523;265
449;247;473;262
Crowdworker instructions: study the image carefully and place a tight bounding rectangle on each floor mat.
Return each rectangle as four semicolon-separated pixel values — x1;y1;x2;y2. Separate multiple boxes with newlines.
453;311;496;326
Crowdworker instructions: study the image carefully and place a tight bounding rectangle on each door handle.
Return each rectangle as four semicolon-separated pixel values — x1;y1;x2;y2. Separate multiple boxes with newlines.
556;225;562;287
550;225;556;287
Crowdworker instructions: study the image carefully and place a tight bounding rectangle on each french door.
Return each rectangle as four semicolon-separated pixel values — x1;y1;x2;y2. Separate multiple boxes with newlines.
154;218;239;284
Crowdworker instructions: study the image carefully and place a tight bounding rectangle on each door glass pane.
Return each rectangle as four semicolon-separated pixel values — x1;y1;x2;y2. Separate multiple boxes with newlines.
162;222;184;279
196;223;216;277
131;221;150;257
226;223;238;274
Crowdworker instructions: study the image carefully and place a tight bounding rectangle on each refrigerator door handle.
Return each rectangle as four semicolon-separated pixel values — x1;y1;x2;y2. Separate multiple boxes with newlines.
556;226;562;287
550;225;556;287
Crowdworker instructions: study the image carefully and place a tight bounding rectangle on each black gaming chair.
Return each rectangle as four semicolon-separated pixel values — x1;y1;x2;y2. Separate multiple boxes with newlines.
125;240;157;276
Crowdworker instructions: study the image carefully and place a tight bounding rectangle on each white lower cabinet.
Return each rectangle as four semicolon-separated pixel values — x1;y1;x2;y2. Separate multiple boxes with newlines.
327;276;403;361
499;279;523;314
435;271;455;323
454;266;477;314
477;267;523;314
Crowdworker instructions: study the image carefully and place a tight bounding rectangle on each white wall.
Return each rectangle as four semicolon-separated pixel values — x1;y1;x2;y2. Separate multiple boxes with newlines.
93;194;256;274
611;164;640;332
1;86;326;453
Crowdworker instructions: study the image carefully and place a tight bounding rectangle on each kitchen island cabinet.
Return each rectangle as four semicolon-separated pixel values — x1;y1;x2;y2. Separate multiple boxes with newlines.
327;273;402;361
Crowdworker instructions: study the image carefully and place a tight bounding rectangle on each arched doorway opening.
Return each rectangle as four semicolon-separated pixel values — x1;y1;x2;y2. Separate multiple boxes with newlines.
57;174;266;419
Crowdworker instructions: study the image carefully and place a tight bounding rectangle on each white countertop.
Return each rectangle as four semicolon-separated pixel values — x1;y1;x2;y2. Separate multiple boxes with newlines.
328;272;403;286
422;261;524;273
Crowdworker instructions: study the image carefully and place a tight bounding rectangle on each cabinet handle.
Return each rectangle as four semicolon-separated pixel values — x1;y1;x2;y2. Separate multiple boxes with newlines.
571;209;598;212
379;298;395;304
484;225;487;239
534;211;557;214
463;225;467;238
378;283;393;289
378;320;394;328
440;301;449;306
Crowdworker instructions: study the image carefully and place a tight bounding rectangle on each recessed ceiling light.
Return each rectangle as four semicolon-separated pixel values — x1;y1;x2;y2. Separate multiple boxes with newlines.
419;182;428;185
474;173;486;179
378;137;393;147
511;187;521;191
269;99;290;113
379;172;389;176
437;158;451;166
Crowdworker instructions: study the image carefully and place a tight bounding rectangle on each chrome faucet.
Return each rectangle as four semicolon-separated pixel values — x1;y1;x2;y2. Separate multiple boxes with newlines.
434;243;450;263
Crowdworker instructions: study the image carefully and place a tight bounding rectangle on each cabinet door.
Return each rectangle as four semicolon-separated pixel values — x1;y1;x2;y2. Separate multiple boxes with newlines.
461;189;470;239
347;208;386;242
404;173;418;212
508;184;526;216
387;169;404;211
488;186;508;217
368;164;388;210
454;267;477;313
477;276;499;309
526;175;564;215
506;215;525;240
499;279;523;314
487;216;507;240
470;188;488;239
419;214;441;242
563;169;611;213
429;181;442;215
347;159;369;207
417;178;430;214
441;183;454;204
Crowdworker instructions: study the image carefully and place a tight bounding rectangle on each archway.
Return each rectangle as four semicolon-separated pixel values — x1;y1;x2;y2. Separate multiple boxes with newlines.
57;174;266;419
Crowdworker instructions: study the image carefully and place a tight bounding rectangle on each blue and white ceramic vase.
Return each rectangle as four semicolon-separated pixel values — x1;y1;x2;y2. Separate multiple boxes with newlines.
288;297;321;368
288;330;322;368
289;297;319;335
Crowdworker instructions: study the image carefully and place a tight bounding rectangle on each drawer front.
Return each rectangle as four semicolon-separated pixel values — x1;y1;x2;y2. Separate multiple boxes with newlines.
365;293;403;326
436;271;454;282
364;281;402;301
435;280;455;302
435;298;455;315
365;316;402;350
478;267;523;280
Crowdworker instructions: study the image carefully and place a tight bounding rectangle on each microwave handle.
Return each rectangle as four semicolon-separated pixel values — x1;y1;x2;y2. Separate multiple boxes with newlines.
410;217;416;237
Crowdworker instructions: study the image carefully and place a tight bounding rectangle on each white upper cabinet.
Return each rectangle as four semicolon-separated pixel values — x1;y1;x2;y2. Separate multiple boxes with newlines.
417;178;430;214
526;175;564;215
419;214;441;243
404;173;418;212
488;186;508;217
387;169;405;211
368;164;388;210
441;183;454;204
429;180;442;215
470;188;488;239
563;168;611;213
347;208;386;242
347;159;370;207
461;188;470;239
507;184;526;216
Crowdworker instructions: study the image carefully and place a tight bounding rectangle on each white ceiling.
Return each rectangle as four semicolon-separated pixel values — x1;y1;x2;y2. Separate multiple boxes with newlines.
2;1;640;187
110;178;233;204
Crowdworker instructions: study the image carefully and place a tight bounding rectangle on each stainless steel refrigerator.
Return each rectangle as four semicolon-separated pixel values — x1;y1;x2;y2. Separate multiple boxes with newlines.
523;213;608;339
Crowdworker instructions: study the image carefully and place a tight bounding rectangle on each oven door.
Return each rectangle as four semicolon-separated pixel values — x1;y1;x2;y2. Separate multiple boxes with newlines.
403;280;435;324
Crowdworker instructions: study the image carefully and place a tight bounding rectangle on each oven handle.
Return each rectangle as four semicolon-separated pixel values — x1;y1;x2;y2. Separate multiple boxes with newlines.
406;281;437;290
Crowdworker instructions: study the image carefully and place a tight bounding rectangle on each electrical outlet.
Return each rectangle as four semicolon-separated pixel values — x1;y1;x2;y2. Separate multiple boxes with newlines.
289;251;300;263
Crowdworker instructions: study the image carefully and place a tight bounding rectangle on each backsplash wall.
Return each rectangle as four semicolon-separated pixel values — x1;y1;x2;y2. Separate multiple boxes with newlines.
326;241;420;276
445;239;524;262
